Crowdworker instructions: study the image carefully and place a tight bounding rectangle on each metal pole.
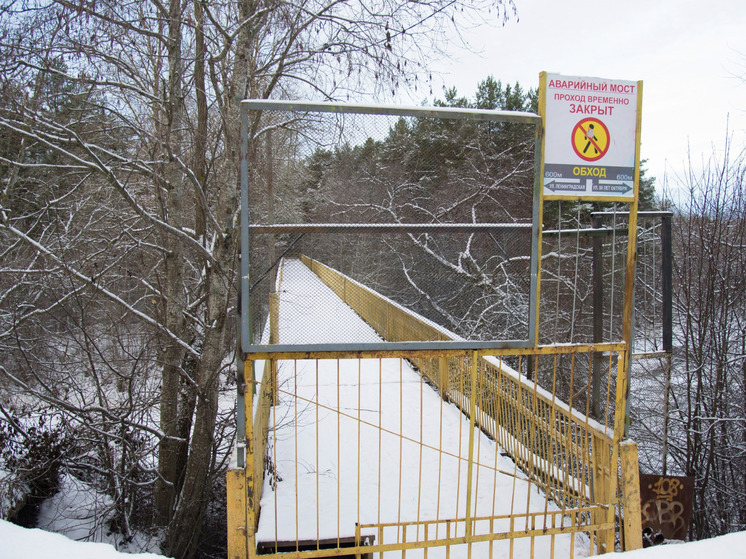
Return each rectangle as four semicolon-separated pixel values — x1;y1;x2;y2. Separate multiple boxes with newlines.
661;214;673;353
531;73;548;349
240;103;251;352
238;103;250;466
606;79;644;551
662;356;672;475
661;213;673;474
592;214;604;419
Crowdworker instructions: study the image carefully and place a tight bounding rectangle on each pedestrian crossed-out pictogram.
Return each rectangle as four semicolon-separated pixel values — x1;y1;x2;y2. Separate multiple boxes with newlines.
571;118;610;162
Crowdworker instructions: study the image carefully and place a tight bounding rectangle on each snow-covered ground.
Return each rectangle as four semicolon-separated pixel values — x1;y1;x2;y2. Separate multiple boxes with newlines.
4;257;744;559
604;531;746;559
0;518;164;559
3;517;746;559
30;474;162;554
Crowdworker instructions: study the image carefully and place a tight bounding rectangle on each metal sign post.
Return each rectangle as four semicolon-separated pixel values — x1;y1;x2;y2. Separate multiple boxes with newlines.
539;71;644;552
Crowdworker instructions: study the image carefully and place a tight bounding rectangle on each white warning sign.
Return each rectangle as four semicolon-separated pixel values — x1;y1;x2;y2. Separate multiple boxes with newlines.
541;73;641;200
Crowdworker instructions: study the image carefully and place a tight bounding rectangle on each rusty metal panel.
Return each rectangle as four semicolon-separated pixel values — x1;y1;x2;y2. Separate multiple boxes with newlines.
639;474;694;542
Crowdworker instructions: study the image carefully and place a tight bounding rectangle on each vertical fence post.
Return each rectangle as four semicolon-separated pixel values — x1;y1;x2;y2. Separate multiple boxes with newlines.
228;353;250;559
606;350;630;553
233;99;253;559
355;523;362;559
226;466;248;559
269;293;279;405
661;214;672;354
439;357;449;400
592;215;604;420
245;359;257;558
660;213;673;475
226;360;256;559
620;441;643;551
610;82;644;551
591;432;612;554
464;352;479;541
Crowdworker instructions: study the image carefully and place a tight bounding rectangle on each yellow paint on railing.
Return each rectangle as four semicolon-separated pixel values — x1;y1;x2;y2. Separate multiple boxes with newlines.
299;256;616;508
228;256;641;559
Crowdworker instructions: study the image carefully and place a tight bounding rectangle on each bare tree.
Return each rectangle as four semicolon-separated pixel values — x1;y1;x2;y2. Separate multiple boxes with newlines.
0;1;516;556
657;138;746;539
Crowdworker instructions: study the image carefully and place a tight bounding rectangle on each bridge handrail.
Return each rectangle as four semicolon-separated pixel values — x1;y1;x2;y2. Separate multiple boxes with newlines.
297;255;616;510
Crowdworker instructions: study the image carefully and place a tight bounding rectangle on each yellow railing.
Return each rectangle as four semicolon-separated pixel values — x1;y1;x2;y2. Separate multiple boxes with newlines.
298;256;638;546
227;257;641;559
298;257;616;499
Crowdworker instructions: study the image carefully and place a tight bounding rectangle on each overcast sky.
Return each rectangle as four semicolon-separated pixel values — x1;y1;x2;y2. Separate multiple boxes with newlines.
419;0;746;196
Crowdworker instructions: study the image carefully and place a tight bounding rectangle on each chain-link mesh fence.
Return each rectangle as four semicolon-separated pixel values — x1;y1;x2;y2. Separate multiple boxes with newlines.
233;101;655;559
244;103;540;348
251;227;534;345
628;214;673;474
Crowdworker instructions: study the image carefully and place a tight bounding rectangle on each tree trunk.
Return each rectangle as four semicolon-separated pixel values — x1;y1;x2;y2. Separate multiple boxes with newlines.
166;237;235;558
156;0;189;527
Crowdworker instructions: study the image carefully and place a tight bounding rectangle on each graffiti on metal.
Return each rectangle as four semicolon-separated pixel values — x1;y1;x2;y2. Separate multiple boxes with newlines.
639;474;694;542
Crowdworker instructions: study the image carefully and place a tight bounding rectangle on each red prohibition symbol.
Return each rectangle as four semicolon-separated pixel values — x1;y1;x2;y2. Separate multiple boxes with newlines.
571;118;610;162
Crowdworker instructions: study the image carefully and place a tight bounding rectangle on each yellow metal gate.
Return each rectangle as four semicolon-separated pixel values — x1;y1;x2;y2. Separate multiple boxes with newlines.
227;257;642;559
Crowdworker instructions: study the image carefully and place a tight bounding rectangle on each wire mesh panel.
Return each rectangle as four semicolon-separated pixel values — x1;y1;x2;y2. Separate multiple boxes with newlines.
628;353;672;471
536;209;672;426
242;101;541;351
625;213;674;475
252;227;534;346
539;203;638;346
632;214;672;354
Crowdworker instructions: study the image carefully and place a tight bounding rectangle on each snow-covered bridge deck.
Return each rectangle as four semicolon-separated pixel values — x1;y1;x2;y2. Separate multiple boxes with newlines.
253;258;586;558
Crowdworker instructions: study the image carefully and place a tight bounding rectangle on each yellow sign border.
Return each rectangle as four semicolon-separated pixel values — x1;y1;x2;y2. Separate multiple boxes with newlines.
539;72;642;202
